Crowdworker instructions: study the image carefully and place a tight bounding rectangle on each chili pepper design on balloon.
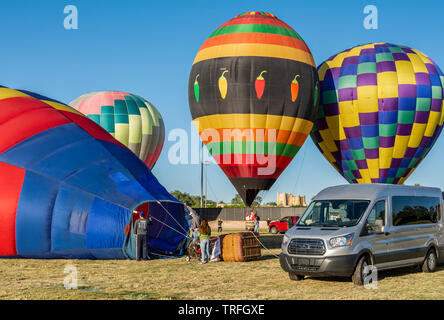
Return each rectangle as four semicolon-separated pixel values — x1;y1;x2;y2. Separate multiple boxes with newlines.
194;74;200;102
291;75;300;102
255;70;267;99
218;70;229;99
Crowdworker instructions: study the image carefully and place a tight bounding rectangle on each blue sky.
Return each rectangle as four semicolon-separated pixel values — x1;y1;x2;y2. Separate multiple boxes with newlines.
0;0;443;204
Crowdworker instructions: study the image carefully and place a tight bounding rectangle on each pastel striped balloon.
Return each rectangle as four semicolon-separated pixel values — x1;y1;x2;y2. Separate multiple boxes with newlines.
311;43;444;184
70;91;165;169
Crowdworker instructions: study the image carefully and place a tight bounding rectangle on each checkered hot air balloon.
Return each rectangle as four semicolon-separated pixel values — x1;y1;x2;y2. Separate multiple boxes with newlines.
188;11;319;207
70;91;165;169
311;43;444;184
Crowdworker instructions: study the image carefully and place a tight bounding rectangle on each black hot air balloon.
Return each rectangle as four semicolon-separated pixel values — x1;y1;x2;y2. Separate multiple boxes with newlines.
188;11;319;206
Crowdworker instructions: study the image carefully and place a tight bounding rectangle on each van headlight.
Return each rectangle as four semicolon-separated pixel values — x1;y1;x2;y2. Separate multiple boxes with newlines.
282;234;290;248
328;233;354;248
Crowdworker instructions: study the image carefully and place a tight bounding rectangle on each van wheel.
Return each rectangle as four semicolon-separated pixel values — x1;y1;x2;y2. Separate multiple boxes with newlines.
270;226;278;234
288;272;304;281
352;255;371;286
422;248;437;273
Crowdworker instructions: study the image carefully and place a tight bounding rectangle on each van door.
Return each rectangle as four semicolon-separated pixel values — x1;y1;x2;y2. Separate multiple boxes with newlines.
360;199;390;266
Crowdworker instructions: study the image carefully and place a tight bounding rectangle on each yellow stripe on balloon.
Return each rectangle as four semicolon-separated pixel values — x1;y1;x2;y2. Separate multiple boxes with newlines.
367;158;380;179
194;114;313;135
319;129;338;152
43;101;83;115
394;61;416;85
0;88;83;115
193;43;316;67
115;123;129;146
0;88;34;100
411;49;433;65
139;107;150;135
377;72;399;99
424;111;440;137
128;114;142;144
392;135;409;158
408;123;427;148
407;53;429;73
379;147;393;169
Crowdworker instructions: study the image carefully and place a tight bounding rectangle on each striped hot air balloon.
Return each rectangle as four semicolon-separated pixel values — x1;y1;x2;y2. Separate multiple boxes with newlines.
0;87;188;259
70;91;165;169
188;11;319;206
311;43;444;184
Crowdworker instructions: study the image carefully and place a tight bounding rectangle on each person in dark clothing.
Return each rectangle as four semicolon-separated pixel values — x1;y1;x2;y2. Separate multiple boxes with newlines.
217;218;223;233
288;217;294;229
134;211;150;261
267;217;271;227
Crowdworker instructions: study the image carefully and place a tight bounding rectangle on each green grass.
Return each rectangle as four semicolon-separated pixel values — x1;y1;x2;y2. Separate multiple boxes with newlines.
1;231;444;300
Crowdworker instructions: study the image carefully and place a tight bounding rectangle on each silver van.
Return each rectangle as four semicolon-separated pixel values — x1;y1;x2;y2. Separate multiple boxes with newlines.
280;184;444;285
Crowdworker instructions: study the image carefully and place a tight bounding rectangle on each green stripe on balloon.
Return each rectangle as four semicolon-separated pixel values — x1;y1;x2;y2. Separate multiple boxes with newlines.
208;24;302;40
87;114;100;124
125;99;140;115
205;141;301;157
101;114;115;133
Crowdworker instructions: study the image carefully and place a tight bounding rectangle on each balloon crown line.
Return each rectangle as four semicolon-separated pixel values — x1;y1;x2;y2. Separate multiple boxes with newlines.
235;12;277;19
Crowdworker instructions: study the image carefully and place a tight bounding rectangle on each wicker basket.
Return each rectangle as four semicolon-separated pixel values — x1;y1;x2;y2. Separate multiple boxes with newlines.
220;232;261;262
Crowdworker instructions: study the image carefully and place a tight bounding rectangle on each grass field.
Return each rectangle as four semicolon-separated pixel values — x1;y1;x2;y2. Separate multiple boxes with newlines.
1;230;444;300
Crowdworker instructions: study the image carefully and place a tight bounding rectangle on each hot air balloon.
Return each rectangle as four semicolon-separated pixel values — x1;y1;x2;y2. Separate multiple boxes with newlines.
69;91;165;169
311;43;444;184
0;87;188;259
188;11;319;206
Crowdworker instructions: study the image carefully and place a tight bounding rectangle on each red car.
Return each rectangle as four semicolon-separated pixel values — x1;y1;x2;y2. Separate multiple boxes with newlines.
268;216;298;234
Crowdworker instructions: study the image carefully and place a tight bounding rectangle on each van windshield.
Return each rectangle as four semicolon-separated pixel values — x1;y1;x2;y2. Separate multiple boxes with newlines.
297;200;370;227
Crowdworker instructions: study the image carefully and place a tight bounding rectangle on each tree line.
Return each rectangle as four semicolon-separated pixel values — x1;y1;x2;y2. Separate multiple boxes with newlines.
170;190;277;208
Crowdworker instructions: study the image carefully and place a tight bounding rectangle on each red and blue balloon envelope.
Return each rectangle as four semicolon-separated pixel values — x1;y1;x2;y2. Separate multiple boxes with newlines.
188;11;319;206
0;87;189;259
311;43;444;184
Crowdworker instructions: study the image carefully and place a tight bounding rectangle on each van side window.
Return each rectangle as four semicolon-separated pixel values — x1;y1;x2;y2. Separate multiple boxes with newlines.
364;200;385;235
392;196;440;226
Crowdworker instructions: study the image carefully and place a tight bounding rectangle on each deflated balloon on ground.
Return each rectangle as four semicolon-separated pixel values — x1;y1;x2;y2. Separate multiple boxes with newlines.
0;87;188;259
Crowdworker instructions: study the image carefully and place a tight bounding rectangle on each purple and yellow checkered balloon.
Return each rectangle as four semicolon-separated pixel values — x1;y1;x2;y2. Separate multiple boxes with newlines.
311;43;444;184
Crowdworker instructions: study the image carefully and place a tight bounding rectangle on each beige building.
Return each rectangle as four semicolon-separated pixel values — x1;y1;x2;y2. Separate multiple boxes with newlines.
277;193;307;207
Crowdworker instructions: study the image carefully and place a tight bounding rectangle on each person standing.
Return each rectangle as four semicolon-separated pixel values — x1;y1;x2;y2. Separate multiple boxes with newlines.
267;217;271;227
288;216;294;229
254;214;260;234
217;218;223;233
198;219;211;264
134;211;149;261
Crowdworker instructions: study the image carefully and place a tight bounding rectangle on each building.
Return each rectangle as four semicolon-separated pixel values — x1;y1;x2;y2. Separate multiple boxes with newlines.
277;193;307;207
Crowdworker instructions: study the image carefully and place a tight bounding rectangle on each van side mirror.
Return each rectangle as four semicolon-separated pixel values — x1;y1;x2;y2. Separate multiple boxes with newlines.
374;218;385;234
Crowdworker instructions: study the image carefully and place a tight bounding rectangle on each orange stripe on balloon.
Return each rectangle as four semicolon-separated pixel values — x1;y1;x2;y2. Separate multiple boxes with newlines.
193;43;316;66
198;33;311;53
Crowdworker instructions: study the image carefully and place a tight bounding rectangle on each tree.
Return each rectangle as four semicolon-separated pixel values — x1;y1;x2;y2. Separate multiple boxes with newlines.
231;193;243;205
170;190;217;208
251;196;263;207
